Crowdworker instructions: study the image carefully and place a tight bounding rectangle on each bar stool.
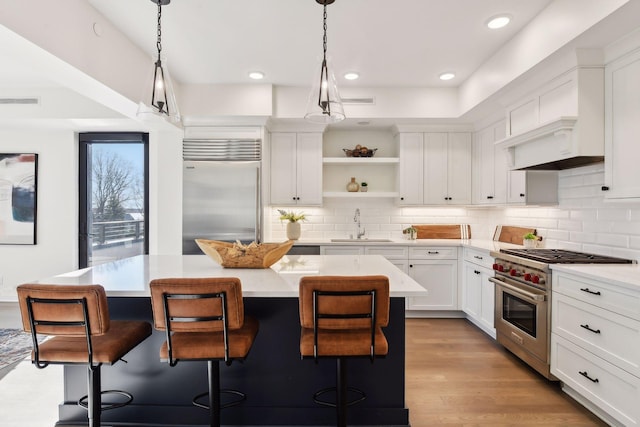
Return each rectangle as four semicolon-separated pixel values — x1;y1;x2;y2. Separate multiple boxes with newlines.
149;277;259;427
298;275;390;427
16;283;152;427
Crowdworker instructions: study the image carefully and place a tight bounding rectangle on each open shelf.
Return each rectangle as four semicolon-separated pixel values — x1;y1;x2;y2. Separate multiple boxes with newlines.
323;157;400;164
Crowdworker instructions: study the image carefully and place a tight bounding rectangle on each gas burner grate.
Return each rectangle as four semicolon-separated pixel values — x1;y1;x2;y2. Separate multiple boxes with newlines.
499;248;634;264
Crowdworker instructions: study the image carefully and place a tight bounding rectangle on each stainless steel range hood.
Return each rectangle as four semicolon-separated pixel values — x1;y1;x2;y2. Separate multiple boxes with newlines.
495;117;604;170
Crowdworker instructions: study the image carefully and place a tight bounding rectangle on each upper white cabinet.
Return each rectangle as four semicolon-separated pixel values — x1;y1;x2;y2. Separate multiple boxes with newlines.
507;170;559;205
604;48;640;200
473;121;507;205
397;131;472;205
270;132;323;206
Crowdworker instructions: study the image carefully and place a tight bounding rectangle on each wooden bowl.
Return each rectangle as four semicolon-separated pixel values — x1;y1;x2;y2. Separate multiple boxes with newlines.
195;239;294;268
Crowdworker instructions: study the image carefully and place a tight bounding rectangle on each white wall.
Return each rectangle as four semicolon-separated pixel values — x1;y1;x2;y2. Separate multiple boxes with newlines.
0;129;78;300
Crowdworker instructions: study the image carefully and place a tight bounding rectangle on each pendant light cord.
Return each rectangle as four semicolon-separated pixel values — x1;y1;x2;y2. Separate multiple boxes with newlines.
156;2;163;61
322;3;328;62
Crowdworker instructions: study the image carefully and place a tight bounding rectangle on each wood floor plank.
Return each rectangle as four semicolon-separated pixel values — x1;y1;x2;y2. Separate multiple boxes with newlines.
405;318;607;427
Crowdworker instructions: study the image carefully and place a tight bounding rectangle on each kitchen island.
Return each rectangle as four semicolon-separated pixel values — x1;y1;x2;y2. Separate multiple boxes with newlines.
35;254;425;427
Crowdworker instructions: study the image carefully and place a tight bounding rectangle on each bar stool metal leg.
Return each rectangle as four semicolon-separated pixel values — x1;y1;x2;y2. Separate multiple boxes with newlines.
87;365;101;427
337;358;347;427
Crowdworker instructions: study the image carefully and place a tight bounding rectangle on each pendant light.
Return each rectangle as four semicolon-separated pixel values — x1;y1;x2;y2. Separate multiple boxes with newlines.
304;0;345;124
137;0;180;123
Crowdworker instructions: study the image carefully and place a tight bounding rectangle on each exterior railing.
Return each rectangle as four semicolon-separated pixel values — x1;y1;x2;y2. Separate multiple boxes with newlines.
92;219;145;246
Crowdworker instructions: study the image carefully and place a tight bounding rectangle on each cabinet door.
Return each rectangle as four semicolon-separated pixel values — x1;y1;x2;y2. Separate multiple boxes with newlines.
397;133;424;205
507;170;527;204
604;50;640;199
295;133;323;205
423;133;448;204
462;262;482;318
473;127;495;204
447;132;472;205
407;259;458;310
479;268;495;332
270;133;298;205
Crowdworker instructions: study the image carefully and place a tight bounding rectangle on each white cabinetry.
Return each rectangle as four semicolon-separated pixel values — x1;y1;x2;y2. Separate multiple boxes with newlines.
551;270;640;427
473;121;507;205
461;247;495;338
270;132;322;206
320;246;363;256
365;245;409;273
406;247;459;312
397;132;472;205
604;48;640;200
507;170;559;205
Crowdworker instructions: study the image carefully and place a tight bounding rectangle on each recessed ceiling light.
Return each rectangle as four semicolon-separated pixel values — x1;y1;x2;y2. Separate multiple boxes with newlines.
248;71;265;80
344;72;359;80
439;72;456;81
486;14;511;29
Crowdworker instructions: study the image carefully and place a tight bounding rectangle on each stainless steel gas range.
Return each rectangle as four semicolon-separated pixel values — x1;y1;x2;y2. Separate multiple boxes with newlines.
489;248;634;380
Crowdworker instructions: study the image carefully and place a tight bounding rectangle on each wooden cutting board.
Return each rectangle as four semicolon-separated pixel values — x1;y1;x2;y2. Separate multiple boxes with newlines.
493;225;536;244
413;224;471;239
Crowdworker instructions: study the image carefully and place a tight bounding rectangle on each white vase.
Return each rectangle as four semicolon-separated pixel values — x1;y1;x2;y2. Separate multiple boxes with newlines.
523;239;536;248
286;221;301;240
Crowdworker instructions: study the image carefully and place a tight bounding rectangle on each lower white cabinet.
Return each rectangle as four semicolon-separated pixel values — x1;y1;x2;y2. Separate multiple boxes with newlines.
406;247;459;311
461;247;495;338
551;270;640;427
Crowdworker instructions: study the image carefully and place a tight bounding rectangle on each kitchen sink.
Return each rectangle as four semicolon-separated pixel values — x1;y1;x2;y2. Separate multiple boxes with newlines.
330;238;393;243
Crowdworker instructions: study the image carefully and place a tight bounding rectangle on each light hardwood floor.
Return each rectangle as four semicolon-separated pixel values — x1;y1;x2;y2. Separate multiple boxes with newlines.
405;318;607;427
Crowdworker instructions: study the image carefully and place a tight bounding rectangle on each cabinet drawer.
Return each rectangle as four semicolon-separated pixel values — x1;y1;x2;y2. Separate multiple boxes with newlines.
553;293;640;377
551;334;640;427
409;246;457;260
554;272;640;321
320;246;363;256
364;246;408;260
463;247;494;269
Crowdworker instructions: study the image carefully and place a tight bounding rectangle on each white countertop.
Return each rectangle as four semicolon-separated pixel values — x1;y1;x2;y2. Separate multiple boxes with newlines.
290;238;522;253
551;263;640;291
35;254;428;298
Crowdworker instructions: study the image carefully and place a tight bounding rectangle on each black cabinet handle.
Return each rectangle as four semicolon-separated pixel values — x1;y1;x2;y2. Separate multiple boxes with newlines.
474;270;480;275
409;264;413;268
487;196;494;199
580;324;601;334
520;193;525;197
474;255;483;260
579;371;599;383
427;251;440;254
400;197;404;200
580;287;601;296
601;186;609;191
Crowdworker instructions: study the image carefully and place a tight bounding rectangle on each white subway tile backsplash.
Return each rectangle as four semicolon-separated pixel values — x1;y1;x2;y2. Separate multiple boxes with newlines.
268;166;640;261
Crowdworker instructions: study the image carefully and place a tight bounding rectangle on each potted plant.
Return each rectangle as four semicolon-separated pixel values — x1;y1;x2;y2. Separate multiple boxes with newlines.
523;232;538;248
403;226;417;240
360;182;368;192
278;209;306;240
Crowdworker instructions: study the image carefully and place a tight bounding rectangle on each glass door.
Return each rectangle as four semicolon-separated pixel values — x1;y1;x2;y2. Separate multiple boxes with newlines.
79;133;149;268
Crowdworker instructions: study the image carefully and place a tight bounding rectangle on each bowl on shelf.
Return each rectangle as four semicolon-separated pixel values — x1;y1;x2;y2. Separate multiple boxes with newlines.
343;148;377;157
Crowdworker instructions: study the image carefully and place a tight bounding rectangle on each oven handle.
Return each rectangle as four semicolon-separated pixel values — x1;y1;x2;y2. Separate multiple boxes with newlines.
489;277;546;302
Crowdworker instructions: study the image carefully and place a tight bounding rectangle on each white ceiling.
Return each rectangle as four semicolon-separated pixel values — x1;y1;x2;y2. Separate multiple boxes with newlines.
87;0;553;88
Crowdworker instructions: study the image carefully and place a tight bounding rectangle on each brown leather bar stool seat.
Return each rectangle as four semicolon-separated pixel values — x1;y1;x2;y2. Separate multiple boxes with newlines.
299;275;390;427
16;283;152;427
150;277;259;427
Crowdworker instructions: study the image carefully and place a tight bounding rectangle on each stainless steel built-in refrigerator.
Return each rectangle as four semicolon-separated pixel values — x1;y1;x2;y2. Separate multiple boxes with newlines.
182;139;262;254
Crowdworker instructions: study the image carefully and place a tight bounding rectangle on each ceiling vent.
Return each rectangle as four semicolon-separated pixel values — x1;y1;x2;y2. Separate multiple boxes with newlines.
341;97;375;105
0;98;39;105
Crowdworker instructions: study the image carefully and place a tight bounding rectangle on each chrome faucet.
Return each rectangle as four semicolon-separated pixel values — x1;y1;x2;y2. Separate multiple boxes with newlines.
354;208;366;239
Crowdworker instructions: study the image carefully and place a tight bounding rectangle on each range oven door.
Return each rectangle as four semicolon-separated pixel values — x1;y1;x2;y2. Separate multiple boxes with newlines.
490;276;548;363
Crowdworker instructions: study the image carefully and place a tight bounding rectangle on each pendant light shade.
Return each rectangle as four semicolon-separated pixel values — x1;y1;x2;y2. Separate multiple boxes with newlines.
304;0;345;124
137;0;180;123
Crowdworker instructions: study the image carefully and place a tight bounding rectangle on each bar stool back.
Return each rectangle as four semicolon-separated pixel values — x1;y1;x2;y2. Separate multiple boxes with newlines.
299;275;390;427
150;277;259;427
16;283;152;427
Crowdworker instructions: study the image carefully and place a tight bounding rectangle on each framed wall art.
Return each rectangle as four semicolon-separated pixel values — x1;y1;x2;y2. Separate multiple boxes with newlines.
0;153;37;245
